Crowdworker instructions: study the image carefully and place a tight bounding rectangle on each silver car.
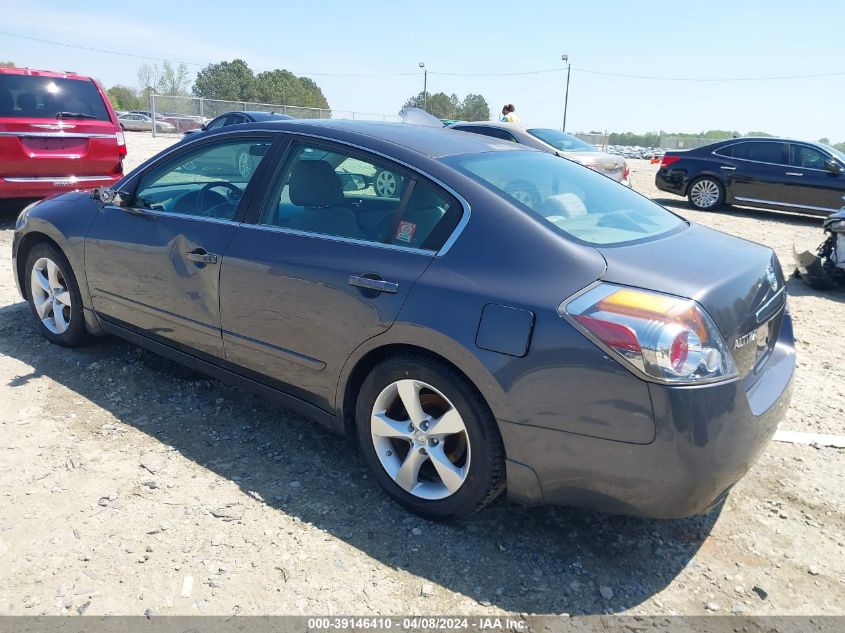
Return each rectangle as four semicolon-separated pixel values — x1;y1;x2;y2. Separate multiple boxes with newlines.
450;122;630;187
117;113;176;133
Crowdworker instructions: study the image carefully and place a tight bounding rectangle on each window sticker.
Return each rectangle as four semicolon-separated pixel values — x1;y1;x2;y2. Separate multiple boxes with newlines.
395;220;417;243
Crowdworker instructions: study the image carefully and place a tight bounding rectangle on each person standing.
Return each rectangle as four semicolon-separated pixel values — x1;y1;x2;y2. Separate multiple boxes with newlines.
500;104;520;124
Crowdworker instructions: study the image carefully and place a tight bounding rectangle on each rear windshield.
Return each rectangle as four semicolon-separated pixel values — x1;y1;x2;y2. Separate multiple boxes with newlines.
0;75;110;121
527;129;596;152
446;151;684;246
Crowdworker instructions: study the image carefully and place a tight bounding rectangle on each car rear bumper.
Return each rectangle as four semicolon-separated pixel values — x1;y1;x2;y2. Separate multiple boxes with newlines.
501;312;795;518
655;169;687;196
0;174;122;199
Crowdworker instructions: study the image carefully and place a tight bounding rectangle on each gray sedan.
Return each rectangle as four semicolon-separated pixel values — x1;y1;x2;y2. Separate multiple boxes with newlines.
12;119;793;520
450;122;631;187
117;112;176;133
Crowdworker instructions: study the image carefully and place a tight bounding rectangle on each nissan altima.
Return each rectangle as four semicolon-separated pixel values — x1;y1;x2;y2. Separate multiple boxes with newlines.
12;120;794;520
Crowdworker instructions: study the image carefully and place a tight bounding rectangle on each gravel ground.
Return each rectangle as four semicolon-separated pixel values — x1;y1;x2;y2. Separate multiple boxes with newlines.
0;133;843;617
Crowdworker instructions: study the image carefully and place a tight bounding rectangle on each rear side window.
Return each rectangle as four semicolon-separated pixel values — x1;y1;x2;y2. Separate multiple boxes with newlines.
730;141;786;164
0;75;110;121
259;142;461;250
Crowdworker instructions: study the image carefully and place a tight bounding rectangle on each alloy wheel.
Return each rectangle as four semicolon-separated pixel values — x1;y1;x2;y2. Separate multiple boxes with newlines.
690;179;721;209
237;152;254;179
370;379;471;500
375;170;397;197
30;257;72;335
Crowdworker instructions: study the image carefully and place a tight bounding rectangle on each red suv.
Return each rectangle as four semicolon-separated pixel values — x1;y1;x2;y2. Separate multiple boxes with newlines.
0;68;126;200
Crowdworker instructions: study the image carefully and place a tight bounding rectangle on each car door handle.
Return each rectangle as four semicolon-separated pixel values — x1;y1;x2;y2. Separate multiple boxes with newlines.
785;172;803;177
348;275;399;294
185;249;219;264
720;165;736;171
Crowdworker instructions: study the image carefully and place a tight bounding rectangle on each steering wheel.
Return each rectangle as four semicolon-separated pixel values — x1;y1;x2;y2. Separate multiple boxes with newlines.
196;181;242;216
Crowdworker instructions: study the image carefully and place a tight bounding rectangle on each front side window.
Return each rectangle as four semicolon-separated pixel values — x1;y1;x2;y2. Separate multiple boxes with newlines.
133;137;272;220
731;141;786;164
447;150;683;246
205;116;228;130
259;143;461;249
790;145;828;170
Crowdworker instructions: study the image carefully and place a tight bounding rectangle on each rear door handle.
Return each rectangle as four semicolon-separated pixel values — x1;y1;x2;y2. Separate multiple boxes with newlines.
348;275;399;294
186;249;219;264
720;165;736;171
785;172;803;177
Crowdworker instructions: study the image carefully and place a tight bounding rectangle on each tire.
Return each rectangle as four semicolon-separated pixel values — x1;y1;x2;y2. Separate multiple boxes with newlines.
374;169;399;198
355;354;505;520
24;241;89;347
687;176;725;211
505;179;541;210
236;150;254;179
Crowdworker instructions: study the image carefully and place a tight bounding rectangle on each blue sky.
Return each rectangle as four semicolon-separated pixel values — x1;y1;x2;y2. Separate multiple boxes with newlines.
3;0;844;142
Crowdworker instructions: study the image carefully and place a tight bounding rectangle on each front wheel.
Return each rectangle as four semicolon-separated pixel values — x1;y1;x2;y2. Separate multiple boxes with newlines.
356;355;505;520
687;176;725;210
24;242;89;346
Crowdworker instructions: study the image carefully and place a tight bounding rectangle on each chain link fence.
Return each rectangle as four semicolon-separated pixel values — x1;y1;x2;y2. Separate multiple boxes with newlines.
145;94;402;137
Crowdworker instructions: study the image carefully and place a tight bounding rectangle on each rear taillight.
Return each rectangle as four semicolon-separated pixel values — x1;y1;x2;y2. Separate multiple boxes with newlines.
660;155;682;168
560;284;737;384
622;163;630;180
116;131;127;158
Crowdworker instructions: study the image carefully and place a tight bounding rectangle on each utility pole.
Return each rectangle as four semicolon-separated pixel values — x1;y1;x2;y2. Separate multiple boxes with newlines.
419;62;427;111
561;54;571;132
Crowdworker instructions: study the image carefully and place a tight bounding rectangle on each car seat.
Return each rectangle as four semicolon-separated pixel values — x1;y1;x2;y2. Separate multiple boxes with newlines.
0;90;13;115
286;160;362;240
388;185;446;248
16;92;37;115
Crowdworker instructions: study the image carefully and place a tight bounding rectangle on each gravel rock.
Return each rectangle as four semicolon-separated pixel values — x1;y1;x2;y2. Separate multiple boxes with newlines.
420;583;434;597
599;585;614;601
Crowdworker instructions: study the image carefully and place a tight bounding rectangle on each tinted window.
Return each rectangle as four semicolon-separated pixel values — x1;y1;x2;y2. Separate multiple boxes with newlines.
455;126;517;142
527;129;596;152
259;143;461;249
133;138;272;220
0;74;110;120
447;151;682;246
790;145;828;169
731;142;786;164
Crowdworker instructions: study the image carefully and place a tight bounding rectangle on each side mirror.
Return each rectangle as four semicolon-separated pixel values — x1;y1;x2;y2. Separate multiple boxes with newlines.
826;159;844;174
96;187;128;207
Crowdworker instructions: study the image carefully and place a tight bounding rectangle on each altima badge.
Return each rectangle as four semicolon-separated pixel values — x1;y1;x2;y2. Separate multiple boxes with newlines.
733;331;757;350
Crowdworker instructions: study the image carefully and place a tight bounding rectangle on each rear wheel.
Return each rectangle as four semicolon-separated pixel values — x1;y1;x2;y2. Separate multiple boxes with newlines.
356;355;505;520
24;242;89;347
374;169;398;198
687;176;725;210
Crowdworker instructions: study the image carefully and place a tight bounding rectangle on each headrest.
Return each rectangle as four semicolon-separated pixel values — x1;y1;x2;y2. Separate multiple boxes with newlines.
541;193;587;218
408;185;443;209
289;160;343;208
16;93;36;111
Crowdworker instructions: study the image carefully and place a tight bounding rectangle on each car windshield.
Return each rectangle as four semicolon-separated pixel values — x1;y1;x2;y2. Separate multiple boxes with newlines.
0;74;110;121
446;151;684;246
527;128;596;152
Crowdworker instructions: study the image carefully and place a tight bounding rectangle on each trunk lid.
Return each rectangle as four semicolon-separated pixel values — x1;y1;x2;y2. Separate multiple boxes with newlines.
568;151;626;182
597;222;786;379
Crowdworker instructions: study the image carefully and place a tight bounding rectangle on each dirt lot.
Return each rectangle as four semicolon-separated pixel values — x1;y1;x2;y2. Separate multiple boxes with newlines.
0;132;843;617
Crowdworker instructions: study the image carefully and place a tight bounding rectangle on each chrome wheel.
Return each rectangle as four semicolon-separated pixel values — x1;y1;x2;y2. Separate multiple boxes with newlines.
370;379;471;500
689;179;721;209
237;152;253;178
30;257;72;335
375;170;397;197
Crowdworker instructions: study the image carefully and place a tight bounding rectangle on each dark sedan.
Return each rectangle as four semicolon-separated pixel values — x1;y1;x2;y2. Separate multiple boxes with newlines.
12;120;794;520
184;110;294;137
656;137;845;215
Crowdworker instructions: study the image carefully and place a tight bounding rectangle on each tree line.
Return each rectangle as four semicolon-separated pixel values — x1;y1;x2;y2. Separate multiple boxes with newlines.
403;91;490;121
104;58;329;113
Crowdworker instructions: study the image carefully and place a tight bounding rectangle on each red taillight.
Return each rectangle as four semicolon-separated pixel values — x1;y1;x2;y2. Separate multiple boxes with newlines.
669;330;690;373
660;155;681;167
116;131;127;158
574;315;641;354
622;163;630;180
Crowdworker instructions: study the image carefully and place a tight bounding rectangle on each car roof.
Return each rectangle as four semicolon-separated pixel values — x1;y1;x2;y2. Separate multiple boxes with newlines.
0;67;93;82
215;119;526;158
451;121;529;131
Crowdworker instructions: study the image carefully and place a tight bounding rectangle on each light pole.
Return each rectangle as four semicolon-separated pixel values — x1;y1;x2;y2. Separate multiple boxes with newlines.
561;54;571;132
419;62;427;111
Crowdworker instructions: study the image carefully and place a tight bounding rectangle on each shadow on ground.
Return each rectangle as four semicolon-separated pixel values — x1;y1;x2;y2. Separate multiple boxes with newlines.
0;300;719;614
